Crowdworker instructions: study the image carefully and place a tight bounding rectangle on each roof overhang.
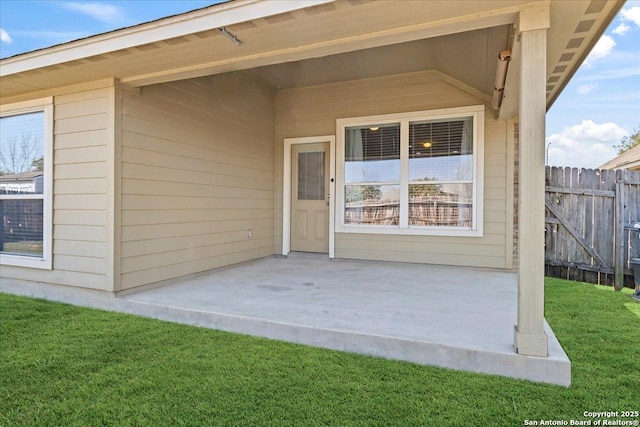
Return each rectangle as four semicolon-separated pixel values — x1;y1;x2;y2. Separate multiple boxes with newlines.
498;0;625;119
0;0;625;117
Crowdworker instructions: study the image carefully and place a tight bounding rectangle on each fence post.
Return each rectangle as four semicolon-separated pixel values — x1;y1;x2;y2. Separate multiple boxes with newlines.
614;177;625;291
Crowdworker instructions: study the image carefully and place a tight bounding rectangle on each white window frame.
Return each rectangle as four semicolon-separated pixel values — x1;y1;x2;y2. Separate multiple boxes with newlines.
0;97;54;269
336;105;484;237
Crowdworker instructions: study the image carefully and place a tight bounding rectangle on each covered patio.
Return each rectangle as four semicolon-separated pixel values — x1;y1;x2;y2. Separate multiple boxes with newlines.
3;0;621;389
4;253;570;386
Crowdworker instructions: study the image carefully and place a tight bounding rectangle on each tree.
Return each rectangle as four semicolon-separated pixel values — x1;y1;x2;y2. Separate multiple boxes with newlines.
31;156;44;171
0;133;42;175
614;126;640;155
409;177;443;199
345;185;382;203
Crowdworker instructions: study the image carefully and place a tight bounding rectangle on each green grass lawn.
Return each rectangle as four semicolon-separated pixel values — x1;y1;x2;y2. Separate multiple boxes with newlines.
1;278;639;427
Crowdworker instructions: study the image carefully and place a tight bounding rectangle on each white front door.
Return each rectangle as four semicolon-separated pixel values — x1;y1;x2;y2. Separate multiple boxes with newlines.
291;142;330;253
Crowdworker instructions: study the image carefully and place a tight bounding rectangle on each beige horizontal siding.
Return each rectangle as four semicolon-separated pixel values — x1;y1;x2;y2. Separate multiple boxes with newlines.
277;70;512;269
121;163;274;191
54;225;106;242
55;129;108;150
54;162;106;179
54;240;106;259
55;113;108;135
54;178;108;195
121;131;273;173
122;237;273;273
1;87;112;290
123;179;272;199
122;226;273;258
121;146;273;181
54;210;106;226
121;211;273;227
121;247;271;290
120;74;276;290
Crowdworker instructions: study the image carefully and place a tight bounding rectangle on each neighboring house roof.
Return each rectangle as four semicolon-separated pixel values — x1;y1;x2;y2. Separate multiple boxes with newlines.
0;170;44;181
599;144;640;171
0;0;624;121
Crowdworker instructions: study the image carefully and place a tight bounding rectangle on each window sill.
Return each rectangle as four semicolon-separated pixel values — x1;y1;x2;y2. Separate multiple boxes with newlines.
1;253;52;270
336;225;484;237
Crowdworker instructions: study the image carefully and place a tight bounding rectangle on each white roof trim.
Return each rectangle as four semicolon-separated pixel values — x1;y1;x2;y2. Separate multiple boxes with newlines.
0;0;335;77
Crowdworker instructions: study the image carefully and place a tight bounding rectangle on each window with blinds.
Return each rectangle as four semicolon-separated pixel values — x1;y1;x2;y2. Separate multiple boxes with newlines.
336;106;484;237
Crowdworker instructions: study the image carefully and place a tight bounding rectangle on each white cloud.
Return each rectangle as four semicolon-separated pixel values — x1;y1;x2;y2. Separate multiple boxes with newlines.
0;28;11;44
577;83;598;95
620;6;640;27
546;120;627;168
62;2;125;26
613;23;631;35
584;35;616;66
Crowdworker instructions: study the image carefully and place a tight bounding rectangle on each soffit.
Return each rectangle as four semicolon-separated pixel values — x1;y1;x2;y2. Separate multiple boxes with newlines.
240;25;512;97
497;0;624;119
545;0;624;107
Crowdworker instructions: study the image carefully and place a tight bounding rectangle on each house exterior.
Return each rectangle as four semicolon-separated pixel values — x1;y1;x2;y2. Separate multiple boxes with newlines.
0;170;44;194
599;144;640;171
0;0;624;359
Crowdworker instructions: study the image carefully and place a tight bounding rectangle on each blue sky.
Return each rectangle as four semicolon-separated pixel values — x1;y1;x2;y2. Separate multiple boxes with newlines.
546;1;640;168
1;0;638;169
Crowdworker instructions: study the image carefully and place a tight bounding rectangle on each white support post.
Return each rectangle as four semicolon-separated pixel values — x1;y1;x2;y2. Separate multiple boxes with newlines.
514;5;550;357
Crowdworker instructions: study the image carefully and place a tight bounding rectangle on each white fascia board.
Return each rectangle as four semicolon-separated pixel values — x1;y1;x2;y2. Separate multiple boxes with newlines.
0;0;336;77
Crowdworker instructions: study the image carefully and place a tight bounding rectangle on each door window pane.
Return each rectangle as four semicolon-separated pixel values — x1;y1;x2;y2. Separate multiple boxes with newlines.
298;151;325;200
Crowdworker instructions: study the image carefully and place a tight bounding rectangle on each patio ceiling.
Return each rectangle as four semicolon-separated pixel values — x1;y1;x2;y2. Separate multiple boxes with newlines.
0;0;624;115
240;25;512;96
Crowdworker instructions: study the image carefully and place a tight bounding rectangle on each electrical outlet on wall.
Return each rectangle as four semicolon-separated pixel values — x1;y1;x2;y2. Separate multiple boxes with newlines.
247;229;253;238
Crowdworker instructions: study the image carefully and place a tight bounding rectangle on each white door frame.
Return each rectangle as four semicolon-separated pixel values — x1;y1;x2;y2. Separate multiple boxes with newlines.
283;135;335;258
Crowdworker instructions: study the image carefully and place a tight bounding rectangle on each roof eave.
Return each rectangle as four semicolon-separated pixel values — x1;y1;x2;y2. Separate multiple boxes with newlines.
0;0;335;77
546;0;625;110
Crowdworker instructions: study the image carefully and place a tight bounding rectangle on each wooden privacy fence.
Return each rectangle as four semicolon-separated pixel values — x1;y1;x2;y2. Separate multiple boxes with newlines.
545;166;640;289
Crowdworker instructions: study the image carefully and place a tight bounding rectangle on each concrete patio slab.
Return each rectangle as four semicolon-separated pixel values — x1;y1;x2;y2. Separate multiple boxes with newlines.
1;253;571;386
